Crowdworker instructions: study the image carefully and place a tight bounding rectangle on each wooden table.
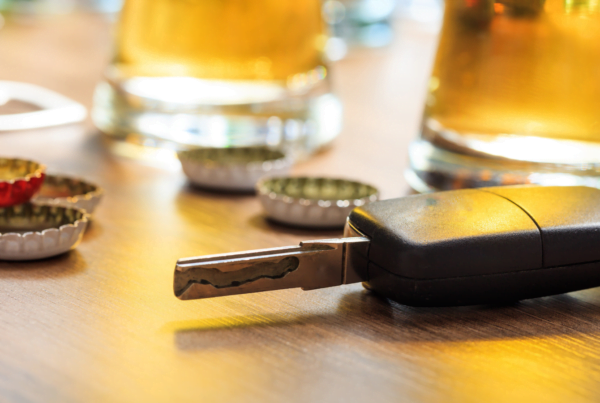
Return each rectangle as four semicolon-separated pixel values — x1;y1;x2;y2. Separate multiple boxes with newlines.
2;12;600;403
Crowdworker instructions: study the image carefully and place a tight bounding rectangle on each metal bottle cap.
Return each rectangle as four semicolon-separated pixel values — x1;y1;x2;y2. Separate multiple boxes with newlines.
178;147;292;191
0;203;88;260
33;174;103;214
0;158;46;207
257;176;379;228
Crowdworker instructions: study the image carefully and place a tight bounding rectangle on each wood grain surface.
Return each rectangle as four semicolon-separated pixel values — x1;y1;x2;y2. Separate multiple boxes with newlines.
2;12;600;403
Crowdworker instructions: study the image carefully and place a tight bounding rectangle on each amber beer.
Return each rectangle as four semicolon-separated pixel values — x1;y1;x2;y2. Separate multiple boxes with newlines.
422;0;600;162
114;0;325;81
93;0;341;155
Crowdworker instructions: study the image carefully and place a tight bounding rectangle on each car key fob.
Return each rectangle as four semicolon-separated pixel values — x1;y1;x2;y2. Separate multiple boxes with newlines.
174;186;600;306
350;185;600;305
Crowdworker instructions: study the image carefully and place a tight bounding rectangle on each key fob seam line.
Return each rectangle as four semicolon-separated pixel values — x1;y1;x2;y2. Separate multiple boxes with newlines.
368;257;600;282
366;259;600;306
478;188;546;268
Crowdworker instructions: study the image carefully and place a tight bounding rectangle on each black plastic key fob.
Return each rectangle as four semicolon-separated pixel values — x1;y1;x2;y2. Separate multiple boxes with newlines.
348;186;600;306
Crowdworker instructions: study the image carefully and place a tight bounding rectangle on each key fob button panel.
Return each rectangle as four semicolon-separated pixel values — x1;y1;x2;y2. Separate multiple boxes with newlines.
349;189;542;280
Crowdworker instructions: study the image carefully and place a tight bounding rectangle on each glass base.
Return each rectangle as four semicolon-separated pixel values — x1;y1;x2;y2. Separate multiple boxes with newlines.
92;77;343;162
422;118;600;165
407;139;600;193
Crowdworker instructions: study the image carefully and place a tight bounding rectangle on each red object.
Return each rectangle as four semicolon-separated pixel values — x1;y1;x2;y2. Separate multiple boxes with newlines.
0;172;46;208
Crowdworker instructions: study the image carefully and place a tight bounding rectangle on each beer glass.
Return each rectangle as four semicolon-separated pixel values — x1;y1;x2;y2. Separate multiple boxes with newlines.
93;0;342;159
408;0;600;191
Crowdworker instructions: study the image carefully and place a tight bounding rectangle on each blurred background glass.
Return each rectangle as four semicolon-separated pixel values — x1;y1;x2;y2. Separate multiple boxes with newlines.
409;0;600;191
92;0;343;161
323;0;397;60
1;0;454;176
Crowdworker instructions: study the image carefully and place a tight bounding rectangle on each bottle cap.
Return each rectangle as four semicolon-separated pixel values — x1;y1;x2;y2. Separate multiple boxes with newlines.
0;203;88;260
178;147;292;191
0;158;46;207
257;176;379;228
33;174;103;214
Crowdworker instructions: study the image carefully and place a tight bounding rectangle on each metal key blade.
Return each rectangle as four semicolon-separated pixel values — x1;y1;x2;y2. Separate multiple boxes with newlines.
174;237;370;300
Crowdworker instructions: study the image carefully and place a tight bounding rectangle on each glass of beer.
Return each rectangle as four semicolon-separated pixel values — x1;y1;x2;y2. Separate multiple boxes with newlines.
408;0;600;191
92;0;342;160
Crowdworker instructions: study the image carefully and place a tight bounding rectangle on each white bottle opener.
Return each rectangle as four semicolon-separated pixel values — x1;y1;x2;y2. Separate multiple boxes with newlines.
0;81;87;131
